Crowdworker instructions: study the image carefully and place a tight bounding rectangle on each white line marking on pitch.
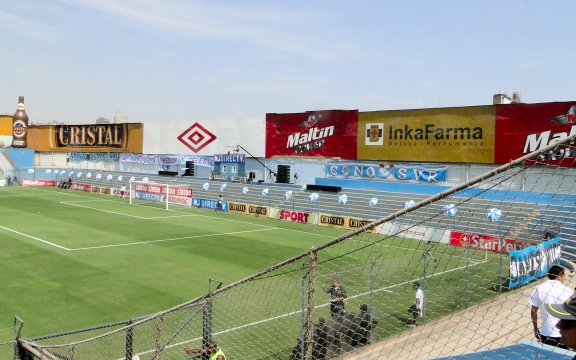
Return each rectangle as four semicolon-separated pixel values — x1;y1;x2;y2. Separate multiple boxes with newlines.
0;225;70;250
70;228;278;251
60;202;198;220
127;258;488;358
60;202;149;219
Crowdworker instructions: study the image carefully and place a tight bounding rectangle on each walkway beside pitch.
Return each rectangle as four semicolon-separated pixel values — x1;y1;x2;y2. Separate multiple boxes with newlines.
339;278;576;360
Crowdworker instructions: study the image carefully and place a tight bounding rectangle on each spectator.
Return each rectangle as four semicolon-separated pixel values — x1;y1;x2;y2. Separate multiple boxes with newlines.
312;317;328;359
215;194;223;211
356;303;378;345
12;175;18;186
290;337;304;360
5;176;11;186
547;296;576;357
322;279;347;318
184;341;225;360
530;265;573;348
120;185;127;198
408;281;424;327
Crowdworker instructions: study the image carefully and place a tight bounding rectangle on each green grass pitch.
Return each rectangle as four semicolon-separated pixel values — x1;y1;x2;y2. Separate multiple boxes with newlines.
0;185;347;341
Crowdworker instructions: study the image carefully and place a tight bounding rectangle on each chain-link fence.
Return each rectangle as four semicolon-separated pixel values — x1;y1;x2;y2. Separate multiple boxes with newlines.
14;133;576;359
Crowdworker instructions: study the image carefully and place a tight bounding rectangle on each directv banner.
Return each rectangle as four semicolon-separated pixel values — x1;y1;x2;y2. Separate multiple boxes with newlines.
326;163;447;183
193;198;228;212
509;237;562;289
214;154;246;163
135;192;162;202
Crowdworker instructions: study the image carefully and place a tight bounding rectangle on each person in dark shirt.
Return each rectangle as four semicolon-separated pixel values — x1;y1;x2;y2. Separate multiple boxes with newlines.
322;279;347;317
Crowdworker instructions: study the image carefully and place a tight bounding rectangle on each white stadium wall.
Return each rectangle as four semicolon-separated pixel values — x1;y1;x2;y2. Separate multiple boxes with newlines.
143;117;266;156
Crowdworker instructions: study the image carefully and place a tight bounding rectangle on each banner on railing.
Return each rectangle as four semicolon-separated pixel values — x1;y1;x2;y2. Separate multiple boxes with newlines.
326;162;447;183
70;152;120;162
509;237;561;289
120;153;158;164
159;155;215;167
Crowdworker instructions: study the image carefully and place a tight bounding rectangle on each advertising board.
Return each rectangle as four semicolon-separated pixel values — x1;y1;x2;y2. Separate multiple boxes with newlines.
495;101;576;166
358;106;495;163
266;110;358;158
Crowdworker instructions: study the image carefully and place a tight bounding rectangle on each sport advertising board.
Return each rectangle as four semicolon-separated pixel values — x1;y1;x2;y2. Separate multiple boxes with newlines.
266;110;358;158
357;106;495;163
274;209;312;224
495;101;576;166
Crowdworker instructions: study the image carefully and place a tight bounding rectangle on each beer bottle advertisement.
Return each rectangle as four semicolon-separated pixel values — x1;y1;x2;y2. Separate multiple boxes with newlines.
12;96;29;148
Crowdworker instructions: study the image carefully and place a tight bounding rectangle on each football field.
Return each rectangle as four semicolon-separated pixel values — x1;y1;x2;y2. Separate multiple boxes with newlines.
0;185;348;341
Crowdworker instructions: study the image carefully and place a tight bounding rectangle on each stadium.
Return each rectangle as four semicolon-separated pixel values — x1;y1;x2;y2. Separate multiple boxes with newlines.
1;100;576;359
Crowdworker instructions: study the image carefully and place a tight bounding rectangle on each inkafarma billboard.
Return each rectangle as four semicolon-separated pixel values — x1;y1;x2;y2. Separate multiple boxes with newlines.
266;110;358;159
357;106;496;163
495;101;576;166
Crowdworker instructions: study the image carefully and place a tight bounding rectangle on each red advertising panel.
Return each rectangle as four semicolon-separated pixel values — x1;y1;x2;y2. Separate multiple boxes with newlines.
449;230;532;254
266;110;358;158
495;101;576;165
21;179;57;187
278;210;310;223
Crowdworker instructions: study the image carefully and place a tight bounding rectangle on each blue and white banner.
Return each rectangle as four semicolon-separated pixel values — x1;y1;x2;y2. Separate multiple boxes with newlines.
509;237;562;289
70;152;120;162
193;198;228;211
120;153;158;165
135;192;162;202
326;162;447;183
214;154;246;163
159;155;214;167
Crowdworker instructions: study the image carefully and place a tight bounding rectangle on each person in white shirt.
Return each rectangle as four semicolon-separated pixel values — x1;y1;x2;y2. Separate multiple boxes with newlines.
530;265;573;348
408;281;424;327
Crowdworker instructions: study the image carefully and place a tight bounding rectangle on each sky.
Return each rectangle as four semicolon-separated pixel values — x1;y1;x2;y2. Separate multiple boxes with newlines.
0;0;575;125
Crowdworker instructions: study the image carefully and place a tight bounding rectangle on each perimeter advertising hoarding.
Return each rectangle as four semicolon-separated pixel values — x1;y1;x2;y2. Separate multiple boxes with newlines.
27;123;143;153
495;101;576;166
266;110;358;158
357;106;495;163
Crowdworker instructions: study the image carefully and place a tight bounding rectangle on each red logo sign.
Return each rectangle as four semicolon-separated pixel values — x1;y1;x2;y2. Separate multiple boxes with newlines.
177;123;217;153
449;230;532;254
